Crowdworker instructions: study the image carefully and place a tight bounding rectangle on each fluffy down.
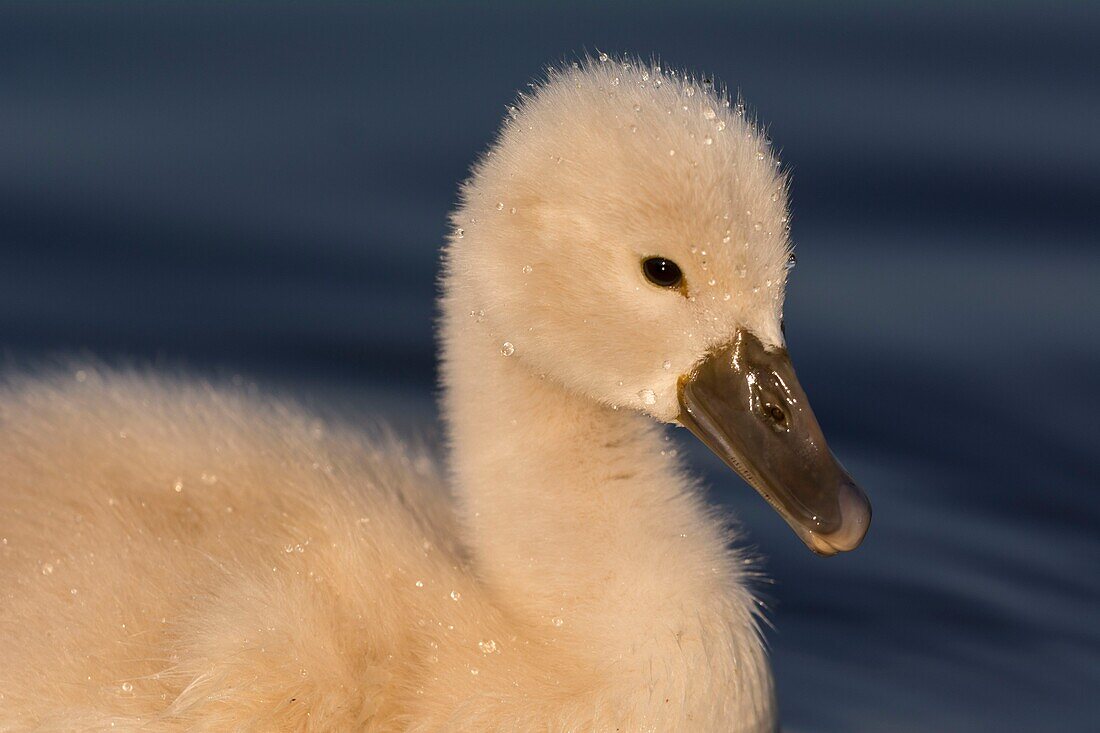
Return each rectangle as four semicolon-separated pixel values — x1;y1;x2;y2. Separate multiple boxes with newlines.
0;372;770;731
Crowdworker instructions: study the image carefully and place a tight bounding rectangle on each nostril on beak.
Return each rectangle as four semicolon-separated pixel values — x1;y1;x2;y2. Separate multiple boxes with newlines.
762;402;788;430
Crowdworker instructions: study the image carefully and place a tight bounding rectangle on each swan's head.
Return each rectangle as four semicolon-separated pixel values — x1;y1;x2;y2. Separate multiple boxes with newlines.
446;57;869;555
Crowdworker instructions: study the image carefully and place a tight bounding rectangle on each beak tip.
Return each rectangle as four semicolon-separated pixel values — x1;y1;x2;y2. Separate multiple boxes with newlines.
805;480;871;555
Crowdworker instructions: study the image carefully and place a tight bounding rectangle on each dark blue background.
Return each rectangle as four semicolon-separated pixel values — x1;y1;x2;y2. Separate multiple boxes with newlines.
2;3;1097;730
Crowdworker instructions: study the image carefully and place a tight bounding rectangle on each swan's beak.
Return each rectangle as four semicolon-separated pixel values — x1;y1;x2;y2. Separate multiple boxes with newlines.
677;331;871;555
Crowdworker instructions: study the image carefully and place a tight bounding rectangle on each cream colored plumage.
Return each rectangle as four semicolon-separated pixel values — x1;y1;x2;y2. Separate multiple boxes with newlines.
0;58;810;731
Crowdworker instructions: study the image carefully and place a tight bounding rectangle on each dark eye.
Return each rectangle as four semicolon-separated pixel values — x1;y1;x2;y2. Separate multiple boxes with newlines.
642;257;683;288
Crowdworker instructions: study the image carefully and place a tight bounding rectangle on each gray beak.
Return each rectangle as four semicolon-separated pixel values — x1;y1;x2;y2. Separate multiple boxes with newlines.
677;330;871;555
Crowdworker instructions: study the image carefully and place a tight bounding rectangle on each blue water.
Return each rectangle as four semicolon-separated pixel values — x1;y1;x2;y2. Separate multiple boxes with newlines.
1;3;1097;730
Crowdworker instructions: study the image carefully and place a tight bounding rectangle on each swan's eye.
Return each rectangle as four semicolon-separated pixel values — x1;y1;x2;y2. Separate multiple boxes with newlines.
642;257;683;288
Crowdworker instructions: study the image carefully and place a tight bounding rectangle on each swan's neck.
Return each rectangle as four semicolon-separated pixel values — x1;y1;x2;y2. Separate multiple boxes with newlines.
441;301;771;705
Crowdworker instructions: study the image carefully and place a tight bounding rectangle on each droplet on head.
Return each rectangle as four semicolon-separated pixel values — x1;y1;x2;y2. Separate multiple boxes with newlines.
521;264;533;274
662;360;672;370
500;342;515;357
598;52;609;62
639;389;657;406
450;590;462;601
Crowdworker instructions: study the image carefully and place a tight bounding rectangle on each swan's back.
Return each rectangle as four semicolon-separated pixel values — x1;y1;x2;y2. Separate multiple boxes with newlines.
0;371;462;730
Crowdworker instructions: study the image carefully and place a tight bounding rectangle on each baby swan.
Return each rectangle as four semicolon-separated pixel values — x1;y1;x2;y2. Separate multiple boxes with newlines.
0;58;869;732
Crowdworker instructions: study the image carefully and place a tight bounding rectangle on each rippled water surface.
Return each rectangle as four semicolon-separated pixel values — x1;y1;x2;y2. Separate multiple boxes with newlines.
1;4;1097;730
